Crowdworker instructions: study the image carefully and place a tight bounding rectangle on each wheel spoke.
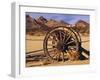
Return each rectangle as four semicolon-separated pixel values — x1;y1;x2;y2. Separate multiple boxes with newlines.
49;48;61;61
48;44;56;46
61;52;64;62
68;46;77;50
56;51;61;61
49;36;54;41
47;38;57;48
47;48;56;52
51;51;58;58
47;48;57;57
62;31;66;42
66;40;75;45
65;32;72;43
52;53;57;58
53;33;59;42
59;31;62;42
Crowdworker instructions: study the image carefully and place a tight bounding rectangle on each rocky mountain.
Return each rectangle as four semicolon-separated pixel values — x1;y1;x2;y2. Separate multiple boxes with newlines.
37;16;48;24
26;15;40;32
45;19;70;28
26;15;70;35
26;15;51;35
74;20;89;35
26;15;89;36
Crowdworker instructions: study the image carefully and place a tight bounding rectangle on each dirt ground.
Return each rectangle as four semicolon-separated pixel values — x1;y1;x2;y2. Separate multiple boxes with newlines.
26;34;89;67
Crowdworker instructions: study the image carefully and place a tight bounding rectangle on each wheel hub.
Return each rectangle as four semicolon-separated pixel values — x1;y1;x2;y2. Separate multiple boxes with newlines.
57;42;66;52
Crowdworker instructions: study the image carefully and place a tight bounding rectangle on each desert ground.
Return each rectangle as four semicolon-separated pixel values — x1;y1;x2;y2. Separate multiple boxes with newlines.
26;34;89;67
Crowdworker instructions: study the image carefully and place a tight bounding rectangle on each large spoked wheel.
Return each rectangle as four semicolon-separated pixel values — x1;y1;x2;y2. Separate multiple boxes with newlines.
43;26;80;62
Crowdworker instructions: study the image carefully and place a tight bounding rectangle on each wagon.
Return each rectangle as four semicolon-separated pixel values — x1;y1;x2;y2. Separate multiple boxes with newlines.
43;26;89;62
26;26;89;63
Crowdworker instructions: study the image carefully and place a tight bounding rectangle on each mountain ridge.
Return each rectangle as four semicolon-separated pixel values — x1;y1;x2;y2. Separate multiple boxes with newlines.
26;15;89;36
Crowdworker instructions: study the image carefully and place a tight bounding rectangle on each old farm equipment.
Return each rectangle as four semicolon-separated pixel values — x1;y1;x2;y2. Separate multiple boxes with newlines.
43;26;89;62
26;26;89;65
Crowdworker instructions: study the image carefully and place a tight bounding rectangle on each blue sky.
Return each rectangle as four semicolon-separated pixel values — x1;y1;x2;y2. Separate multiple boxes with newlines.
26;12;90;24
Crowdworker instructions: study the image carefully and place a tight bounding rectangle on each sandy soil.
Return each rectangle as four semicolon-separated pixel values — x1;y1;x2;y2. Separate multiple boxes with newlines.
26;60;89;67
26;34;89;67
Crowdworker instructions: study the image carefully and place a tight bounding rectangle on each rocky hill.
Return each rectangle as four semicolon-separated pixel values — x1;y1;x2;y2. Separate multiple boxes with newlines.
73;20;89;35
26;15;89;36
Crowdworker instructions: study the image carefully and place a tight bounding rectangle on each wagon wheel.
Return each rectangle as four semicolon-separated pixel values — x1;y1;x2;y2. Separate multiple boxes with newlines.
43;26;80;62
